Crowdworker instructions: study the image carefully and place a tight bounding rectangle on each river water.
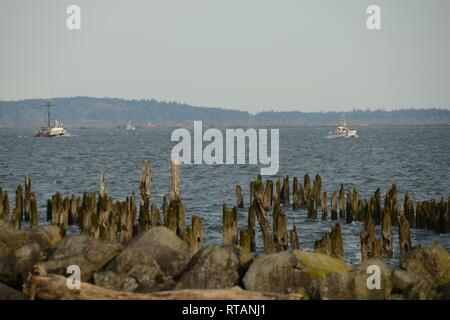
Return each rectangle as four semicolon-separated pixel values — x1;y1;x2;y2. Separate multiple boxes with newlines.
0;126;449;265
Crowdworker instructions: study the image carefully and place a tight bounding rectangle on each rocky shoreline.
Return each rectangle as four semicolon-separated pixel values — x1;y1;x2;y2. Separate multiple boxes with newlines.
1;221;449;300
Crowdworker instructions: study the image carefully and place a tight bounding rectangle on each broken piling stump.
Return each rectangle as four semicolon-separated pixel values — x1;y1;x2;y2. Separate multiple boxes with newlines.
289;225;300;250
263;179;273;210
331;191;338;220
273;202;288;251
30;192;39;228
248;205;256;252
222;204;238;245
321;191;328;220
360;215;382;261
398;214;411;256
239;228;251;254
382;208;393;257
188;214;203;253
24;175;31;221
252;198;276;254
236;185;244;208
339;183;345;219
138;161;152;232
314;222;344;259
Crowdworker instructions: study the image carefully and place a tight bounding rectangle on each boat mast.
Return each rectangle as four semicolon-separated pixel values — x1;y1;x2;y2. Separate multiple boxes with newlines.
45;100;52;127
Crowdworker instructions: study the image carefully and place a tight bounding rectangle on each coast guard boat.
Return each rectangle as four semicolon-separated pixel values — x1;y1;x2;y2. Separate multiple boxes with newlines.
327;117;357;138
34;100;68;137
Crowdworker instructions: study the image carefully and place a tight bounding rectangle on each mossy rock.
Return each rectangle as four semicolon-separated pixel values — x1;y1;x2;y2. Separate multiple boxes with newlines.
243;250;350;294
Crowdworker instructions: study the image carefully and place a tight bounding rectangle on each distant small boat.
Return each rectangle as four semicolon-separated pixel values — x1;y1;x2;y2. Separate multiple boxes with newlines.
327;117;357;138
126;121;136;131
34;100;68;137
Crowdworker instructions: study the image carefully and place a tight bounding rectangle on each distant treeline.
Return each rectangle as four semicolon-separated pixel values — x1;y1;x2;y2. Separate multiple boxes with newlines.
0;97;449;127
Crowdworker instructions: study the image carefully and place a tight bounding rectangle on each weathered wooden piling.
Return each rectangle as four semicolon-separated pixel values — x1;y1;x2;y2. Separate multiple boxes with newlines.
236;185;244;208
331;191;338;220
3;191;9;223
167;197;185;237
389;183;399;226
398;214;411;256
381;208;393;257
443;197;450;234
251;198;276;254
273;202;288;251
30;192;39;228
307;195;317;219
274;179;281;204
162;195;169;227
360;215;382;261
403;193;415;228
68;196;81;226
438;197;449;234
280;176;289;205
222;204;238;245
166;199;178;233
188;214;203;254
99;196;113;241
239;228;251;254
59;197;70;237
351;188;359;221
248;205;256;252
292;177;298;200
314;222;344;259
415;201;425;229
11;186;23;229
374;188;382;225
0;188;9;222
339;183;345;219
171;156;180;199
313;174;322;205
304;174;311;203
289;225;300;250
345;191;352;223
24;175;31;221
321;191;328;220
150;204;161;227
0;189;2;221
263;179;273;210
138;161;152;231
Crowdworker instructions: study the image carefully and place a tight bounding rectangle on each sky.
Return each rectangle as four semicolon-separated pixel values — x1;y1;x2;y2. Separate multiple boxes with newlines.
0;0;449;112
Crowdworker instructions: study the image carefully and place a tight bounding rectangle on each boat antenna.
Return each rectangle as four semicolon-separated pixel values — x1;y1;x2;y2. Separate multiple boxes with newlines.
42;100;54;127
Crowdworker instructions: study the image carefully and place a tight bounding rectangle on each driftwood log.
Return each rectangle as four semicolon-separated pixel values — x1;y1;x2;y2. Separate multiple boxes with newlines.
24;274;305;300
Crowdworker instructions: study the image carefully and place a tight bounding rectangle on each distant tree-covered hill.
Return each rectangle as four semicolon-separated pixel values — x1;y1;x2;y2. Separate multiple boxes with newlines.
0;97;449;127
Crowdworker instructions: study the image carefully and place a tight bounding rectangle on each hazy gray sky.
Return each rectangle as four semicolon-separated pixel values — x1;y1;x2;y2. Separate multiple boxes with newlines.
1;0;449;112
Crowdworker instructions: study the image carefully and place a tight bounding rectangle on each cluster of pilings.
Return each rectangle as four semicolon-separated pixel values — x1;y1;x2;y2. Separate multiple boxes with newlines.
0;176;39;230
1;170;448;262
0;161;204;254
230;174;449;260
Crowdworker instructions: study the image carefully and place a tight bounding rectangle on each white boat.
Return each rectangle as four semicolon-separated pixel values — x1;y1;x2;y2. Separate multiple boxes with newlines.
327;118;357;138
126;121;136;130
34;100;68;137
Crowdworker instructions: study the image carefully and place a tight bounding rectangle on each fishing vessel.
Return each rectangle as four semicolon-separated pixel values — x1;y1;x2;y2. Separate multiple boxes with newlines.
327;117;357;138
126;121;136;130
34;100;68;137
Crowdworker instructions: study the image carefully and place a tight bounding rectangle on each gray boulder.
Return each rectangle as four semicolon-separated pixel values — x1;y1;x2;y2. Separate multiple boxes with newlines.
319;259;393;300
400;244;450;287
243;250;350;294
42;235;123;281
114;227;191;278
175;245;253;290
